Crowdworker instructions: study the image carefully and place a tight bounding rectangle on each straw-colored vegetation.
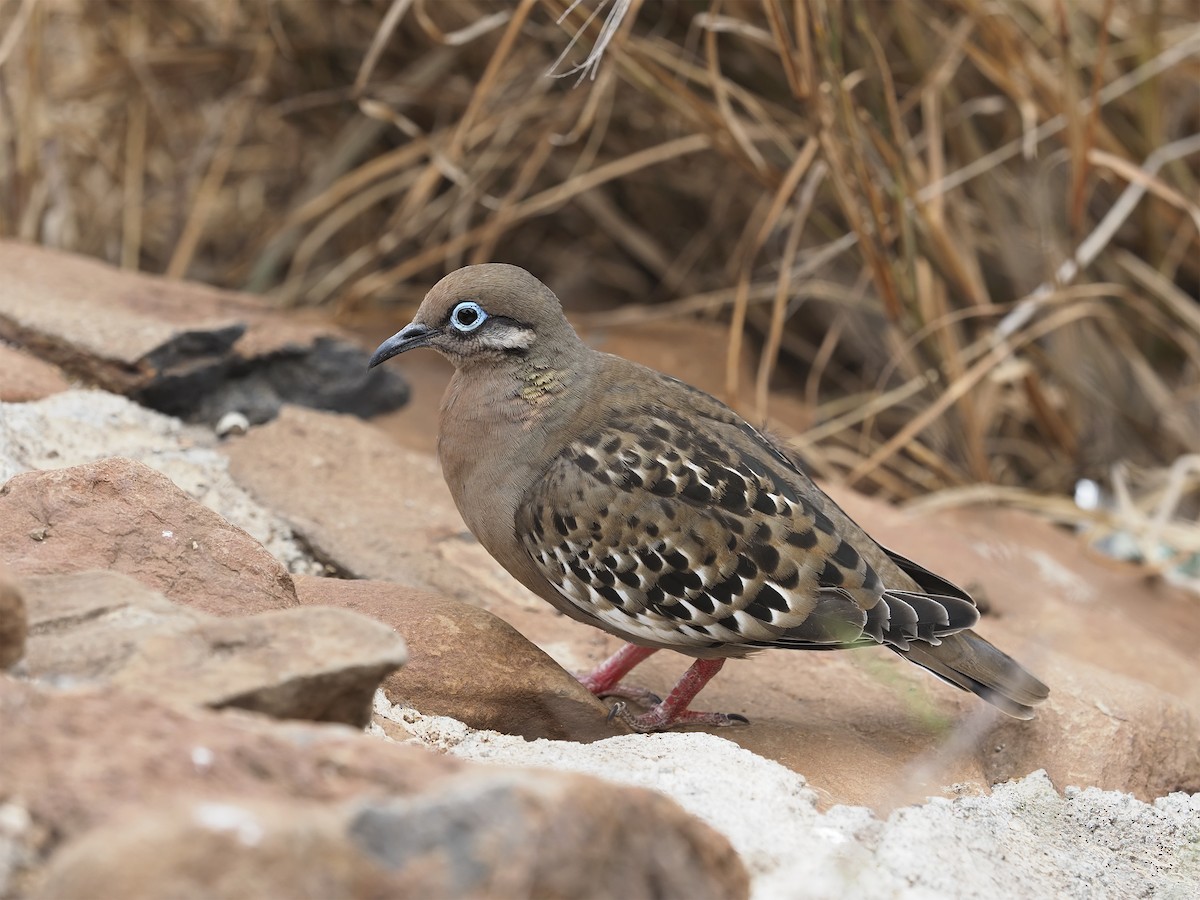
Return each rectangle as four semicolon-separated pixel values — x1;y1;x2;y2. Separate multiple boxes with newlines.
1;0;1198;577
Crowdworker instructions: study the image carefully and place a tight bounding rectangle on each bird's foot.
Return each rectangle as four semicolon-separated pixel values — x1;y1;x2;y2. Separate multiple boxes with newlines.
605;656;748;732
608;700;750;733
579;649;746;732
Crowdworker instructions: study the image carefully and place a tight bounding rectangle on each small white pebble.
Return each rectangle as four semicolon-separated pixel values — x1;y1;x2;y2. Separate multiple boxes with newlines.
191;746;215;769
0;803;31;836
215;411;250;437
193;802;263;847
1074;478;1101;511
162;530;174;539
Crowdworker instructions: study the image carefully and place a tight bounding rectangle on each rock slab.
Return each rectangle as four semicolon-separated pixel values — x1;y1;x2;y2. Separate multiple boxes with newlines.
0;240;408;424
0;565;25;669
296;575;624;741
0;678;747;900
35;776;746;900
0;456;298;615
21;570;406;726
225;405;465;585
0;342;70;402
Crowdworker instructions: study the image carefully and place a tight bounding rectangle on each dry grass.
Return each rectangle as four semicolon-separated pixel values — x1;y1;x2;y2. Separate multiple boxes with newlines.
2;0;1199;557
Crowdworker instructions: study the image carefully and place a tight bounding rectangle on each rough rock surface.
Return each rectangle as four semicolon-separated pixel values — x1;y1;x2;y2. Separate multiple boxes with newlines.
0;456;298;616
380;699;1200;900
0;341;70;402
225;406;466;583
0;678;747;900
295;575;623;741
0;390;317;573
0;565;26;669
0;241;408;424
21;571;406;726
38;777;746;900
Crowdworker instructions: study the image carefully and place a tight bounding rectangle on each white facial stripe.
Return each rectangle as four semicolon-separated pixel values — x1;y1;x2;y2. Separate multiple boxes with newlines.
476;323;535;351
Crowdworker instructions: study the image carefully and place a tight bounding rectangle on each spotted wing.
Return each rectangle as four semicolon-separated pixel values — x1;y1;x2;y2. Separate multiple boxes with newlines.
516;406;965;653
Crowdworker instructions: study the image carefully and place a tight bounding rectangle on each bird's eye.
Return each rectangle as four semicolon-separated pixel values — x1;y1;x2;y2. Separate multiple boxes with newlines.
449;301;487;333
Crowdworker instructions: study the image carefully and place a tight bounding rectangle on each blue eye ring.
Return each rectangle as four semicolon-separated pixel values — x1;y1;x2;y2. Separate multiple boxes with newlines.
450;300;487;333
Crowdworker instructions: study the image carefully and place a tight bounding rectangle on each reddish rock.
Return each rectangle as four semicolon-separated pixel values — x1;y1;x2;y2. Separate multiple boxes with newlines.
36;799;386;900
225;406;465;586
0;564;26;669
0;457;297;615
0;343;70;402
21;571;406;727
37;775;746;900
295;576;623;741
0;678;747;900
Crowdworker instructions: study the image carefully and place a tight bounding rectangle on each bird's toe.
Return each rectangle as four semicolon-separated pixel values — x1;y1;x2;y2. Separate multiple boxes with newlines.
615;703;751;733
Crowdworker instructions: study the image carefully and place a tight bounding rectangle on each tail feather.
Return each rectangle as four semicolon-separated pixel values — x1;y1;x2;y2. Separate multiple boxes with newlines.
893;630;1049;719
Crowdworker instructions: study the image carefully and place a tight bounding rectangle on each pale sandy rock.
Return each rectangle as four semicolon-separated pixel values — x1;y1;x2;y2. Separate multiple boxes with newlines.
0;564;25;669
21;571;405;726
0;801;35;900
377;699;1200;900
0;457;298;616
859;776;1200;900
0;342;70;402
225;406;466;584
983;655;1200;799
296;575;624;741
0;678;745;900
0;390;316;573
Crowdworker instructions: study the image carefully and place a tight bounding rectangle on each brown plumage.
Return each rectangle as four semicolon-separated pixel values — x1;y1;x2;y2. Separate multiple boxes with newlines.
369;264;1049;731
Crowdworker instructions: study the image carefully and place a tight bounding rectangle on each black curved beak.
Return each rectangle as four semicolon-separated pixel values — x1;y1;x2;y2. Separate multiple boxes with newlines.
368;322;437;369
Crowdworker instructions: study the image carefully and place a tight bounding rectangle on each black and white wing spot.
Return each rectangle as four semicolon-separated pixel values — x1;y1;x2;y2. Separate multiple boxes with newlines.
520;417;857;649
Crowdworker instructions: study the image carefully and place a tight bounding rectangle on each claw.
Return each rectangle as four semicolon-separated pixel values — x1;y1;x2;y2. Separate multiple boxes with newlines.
606;701;626;724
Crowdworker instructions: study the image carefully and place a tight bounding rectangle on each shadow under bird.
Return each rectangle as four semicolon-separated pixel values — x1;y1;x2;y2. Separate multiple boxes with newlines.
369;264;1049;732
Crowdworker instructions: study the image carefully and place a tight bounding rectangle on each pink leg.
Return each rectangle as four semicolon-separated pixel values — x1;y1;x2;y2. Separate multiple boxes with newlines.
577;643;658;699
618;658;749;733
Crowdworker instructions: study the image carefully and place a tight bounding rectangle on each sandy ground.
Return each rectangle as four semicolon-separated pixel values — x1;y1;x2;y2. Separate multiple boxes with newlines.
376;694;1200;900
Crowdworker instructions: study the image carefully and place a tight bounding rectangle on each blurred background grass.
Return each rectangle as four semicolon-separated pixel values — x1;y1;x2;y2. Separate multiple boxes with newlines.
1;0;1197;578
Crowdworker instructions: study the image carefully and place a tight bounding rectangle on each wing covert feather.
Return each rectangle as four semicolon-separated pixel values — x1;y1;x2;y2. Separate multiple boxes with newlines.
516;406;886;651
